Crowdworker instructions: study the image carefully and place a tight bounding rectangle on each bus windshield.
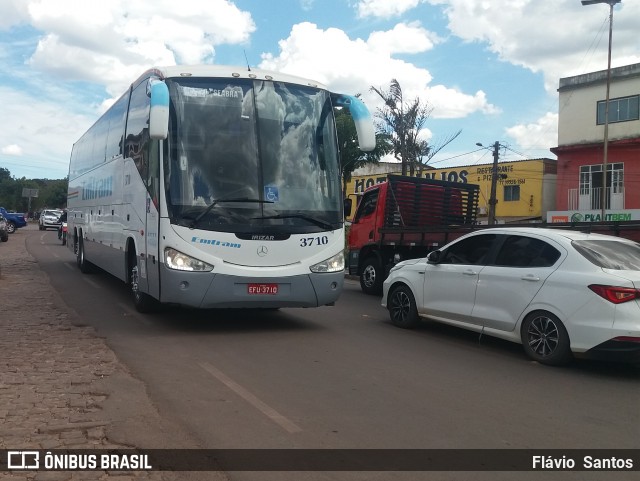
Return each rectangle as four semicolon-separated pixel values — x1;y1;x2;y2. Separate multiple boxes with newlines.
164;77;342;234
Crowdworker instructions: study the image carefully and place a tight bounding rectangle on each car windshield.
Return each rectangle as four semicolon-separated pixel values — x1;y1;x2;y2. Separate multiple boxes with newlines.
572;239;640;270
164;77;342;234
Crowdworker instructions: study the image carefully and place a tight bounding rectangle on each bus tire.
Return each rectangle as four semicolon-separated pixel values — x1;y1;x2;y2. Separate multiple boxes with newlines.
130;257;159;313
76;237;94;274
360;257;383;295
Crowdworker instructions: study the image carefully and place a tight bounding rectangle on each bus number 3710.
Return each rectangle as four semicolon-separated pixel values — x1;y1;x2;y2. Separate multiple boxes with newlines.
300;236;329;247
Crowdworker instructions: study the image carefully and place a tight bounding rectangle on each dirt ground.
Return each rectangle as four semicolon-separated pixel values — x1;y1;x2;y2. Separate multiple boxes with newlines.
0;225;223;480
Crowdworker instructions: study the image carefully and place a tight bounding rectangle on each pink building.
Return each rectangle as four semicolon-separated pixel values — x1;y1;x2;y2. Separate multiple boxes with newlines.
551;63;640;221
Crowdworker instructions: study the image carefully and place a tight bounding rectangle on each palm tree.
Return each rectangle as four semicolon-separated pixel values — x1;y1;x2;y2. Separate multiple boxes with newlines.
370;79;460;176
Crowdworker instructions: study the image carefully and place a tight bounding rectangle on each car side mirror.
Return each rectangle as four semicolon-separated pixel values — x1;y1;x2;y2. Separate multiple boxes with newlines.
427;250;441;264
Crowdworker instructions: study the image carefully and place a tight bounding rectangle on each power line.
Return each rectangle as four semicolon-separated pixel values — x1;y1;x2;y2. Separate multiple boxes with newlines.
428;147;488;165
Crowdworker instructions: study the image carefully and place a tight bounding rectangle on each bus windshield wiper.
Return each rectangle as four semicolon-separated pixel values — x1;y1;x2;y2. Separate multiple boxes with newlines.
190;197;273;228
253;213;334;230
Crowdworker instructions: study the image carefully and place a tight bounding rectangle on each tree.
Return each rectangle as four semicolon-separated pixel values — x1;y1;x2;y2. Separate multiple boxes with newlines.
370;79;461;176
335;107;392;197
0;167;11;183
0;168;68;212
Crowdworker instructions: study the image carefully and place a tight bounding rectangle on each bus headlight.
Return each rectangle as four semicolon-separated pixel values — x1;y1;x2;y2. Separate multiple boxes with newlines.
310;251;345;273
164;247;213;272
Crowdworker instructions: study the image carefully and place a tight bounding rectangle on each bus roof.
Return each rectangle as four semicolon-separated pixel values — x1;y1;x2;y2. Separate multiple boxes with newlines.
137;65;329;91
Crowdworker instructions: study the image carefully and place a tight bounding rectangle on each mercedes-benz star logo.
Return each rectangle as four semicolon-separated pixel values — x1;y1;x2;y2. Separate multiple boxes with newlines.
257;245;268;257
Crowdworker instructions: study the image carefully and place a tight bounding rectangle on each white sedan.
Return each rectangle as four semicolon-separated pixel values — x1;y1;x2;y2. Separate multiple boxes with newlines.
381;227;640;366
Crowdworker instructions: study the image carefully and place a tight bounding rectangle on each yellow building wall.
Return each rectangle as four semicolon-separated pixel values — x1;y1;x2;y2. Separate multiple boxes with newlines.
345;160;550;222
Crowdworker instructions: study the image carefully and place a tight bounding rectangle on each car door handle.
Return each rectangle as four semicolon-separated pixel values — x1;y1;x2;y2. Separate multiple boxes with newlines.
521;275;540;281
463;269;477;276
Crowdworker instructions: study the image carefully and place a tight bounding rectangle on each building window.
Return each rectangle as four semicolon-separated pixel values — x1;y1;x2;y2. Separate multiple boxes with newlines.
578;163;624;209
611;166;624;194
504;185;520;202
597;95;640;125
579;170;590;195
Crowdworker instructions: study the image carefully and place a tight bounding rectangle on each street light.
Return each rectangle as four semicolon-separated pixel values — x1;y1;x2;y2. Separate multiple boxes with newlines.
582;0;621;220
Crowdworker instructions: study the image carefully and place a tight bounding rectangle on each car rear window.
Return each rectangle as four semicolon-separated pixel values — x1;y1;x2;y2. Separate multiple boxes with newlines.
572;239;640;270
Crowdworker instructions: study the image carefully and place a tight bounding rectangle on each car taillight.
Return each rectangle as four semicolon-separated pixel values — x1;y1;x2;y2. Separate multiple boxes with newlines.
588;284;640;304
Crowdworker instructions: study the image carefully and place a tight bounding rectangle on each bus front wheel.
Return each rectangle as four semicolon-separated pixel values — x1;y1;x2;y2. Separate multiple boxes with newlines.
130;259;159;313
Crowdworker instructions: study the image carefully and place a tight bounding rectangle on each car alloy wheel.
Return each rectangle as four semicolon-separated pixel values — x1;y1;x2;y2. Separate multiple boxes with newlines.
389;285;419;328
521;311;571;366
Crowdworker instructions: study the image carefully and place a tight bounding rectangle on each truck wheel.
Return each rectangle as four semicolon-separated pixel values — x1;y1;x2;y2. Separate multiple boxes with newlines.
7;222;16;234
360;257;383;295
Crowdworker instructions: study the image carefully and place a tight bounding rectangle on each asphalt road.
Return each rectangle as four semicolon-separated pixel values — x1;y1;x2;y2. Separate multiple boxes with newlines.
28;228;640;481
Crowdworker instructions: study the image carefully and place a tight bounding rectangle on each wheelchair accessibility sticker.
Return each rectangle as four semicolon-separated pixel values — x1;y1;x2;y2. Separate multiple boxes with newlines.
264;185;279;202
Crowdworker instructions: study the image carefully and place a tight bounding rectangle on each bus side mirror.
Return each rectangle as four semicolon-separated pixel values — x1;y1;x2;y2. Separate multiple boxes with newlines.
344;198;353;218
331;94;376;151
149;79;169;140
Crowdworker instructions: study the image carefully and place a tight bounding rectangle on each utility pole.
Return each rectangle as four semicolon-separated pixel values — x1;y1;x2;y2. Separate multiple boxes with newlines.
476;141;501;225
582;0;621;220
488;141;500;225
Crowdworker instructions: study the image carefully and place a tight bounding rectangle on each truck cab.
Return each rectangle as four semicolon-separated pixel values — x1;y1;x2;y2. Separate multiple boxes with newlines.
347;175;479;294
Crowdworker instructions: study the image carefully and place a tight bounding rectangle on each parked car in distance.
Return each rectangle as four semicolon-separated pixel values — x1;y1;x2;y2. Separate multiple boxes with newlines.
382;227;640;366
0;213;9;242
39;209;63;231
0;207;27;233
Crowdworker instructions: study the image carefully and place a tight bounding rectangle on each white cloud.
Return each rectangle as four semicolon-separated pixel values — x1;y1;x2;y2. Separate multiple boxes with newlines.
428;0;640;92
426;85;499;119
367;22;441;55
0;86;94;178
19;0;256;96
356;0;426;18
505;112;558;155
0;0;30;29
2;144;23;156
259;22;496;119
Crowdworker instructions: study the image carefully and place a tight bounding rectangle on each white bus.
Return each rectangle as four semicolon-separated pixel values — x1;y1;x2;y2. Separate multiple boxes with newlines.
66;65;375;312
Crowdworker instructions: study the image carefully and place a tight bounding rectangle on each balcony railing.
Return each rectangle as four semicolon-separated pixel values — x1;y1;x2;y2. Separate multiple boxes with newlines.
567;187;624;211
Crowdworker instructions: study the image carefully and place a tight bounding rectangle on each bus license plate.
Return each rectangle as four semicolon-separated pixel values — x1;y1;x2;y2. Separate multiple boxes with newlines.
248;283;278;295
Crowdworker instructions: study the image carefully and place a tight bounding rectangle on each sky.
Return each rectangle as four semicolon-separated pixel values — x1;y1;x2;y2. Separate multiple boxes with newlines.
0;0;638;180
